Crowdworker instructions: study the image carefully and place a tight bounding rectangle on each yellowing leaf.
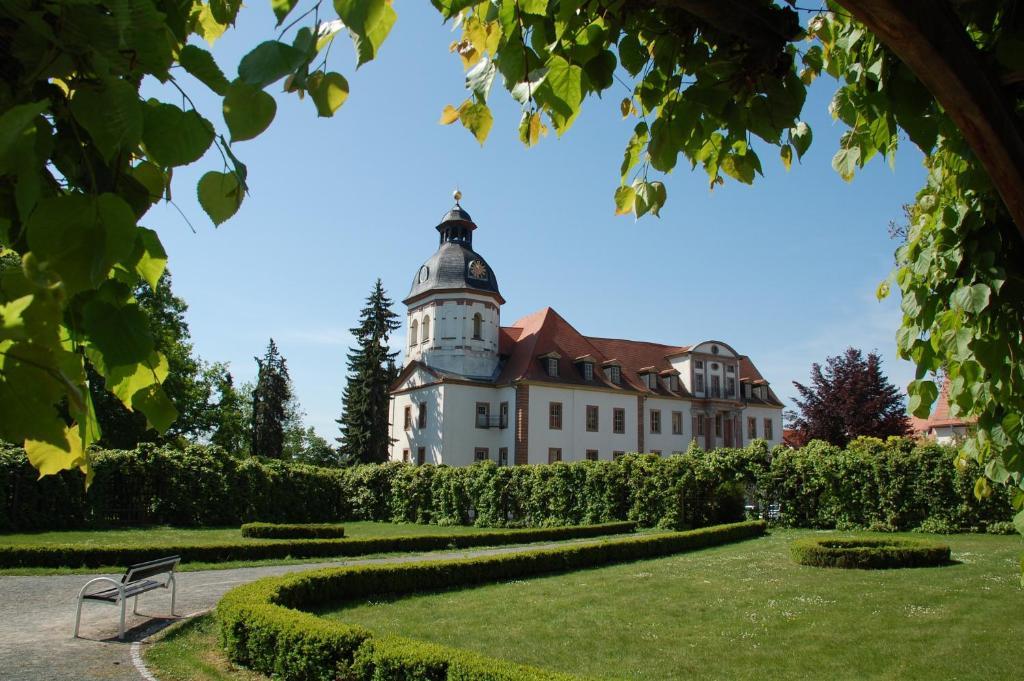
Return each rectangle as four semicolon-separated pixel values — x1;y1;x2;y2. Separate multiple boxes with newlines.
194;3;228;47
439;105;460;125
780;143;793;171
458;101;493;145
518;111;545;147
614;186;635;216
25;426;87;478
308;71;350;117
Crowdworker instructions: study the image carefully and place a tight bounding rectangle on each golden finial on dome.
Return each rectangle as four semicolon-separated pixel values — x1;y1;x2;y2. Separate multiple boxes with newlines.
453;187;462;204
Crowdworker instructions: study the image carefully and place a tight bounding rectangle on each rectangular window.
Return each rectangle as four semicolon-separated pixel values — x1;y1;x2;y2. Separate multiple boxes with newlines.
711;375;721;398
613;408;625;434
609;366;621;384
586;405;599;432
744;383;752;399
583;363;593;381
650;409;661;434
715;414;722;437
547;357;559;377
668;376;678;391
613;451;625;460
475;402;490;428
727;365;735;374
474;447;489;462
498;447;508;466
671;411;683;435
726;377;736;397
696;415;705;436
417;402;426;428
499;401;509;428
586;449;598;461
548;448;562;463
416;447;426;465
695;360;704;369
695;373;705;392
403;405;411;430
747;417;757;439
402;448;410;463
764;418;774;440
549;402;563;430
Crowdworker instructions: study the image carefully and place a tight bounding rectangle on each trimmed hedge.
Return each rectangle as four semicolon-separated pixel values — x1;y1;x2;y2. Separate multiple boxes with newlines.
790;537;952;569
0;521;636;568
217;520;767;681
240;523;347;539
0;437;1013;534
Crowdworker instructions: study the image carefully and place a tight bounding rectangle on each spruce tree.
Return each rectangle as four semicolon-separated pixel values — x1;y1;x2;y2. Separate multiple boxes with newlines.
251;339;291;459
337;280;401;463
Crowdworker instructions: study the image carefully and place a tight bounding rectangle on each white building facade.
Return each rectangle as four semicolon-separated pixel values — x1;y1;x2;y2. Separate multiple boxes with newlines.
389;200;784;466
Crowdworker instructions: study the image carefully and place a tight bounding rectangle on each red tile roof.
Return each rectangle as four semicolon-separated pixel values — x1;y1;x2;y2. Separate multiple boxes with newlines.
497;307;781;405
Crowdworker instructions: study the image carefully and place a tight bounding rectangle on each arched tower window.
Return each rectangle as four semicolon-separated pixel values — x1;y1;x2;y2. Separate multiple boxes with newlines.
409;319;418;346
421;315;431;344
472;313;483;340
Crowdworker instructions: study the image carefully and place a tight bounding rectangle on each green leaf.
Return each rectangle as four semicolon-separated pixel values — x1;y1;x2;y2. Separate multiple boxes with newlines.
466;57;497;104
832;146;860;181
272;0;300;25
132;383;178;433
238;41;306;88
142;101;215;167
535;55;582;135
633;180;666;218
179;45;230;95
511;67;548;105
333;0;397;67
223;80;277;142
25;194;137;295
308;72;350;117
519;0;548;15
70;80;142;160
197;171;243;225
620;123;648;181
973;476;992;501
0;100;48;172
951;283;991;315
614;186;635;216
132;227;168;290
82;300;154;367
106;351;169;406
789;121;812;159
458;102;493;145
907;379;938;418
129;162;167;203
1014;509;1024;536
618;34;647;76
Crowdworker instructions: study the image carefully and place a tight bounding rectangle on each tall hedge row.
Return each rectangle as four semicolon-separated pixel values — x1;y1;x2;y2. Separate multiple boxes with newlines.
0;437;1012;533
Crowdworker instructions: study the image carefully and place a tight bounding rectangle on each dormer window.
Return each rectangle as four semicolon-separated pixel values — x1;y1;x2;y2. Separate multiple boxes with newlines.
667;376;678;392
607;365;621;384
582;362;593;381
547;357;559;377
744;383;752;399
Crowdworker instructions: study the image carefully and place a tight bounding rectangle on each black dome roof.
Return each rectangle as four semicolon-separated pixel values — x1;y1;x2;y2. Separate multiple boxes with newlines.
404;203;502;304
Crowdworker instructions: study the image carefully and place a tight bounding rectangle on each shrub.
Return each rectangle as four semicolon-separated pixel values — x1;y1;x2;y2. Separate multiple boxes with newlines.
790;537;951;569
986;521;1017;535
217;521;767;681
0;522;637;568
240;523;347;539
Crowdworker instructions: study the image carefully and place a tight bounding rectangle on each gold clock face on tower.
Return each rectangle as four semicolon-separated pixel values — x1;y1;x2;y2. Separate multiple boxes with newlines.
468;260;489;280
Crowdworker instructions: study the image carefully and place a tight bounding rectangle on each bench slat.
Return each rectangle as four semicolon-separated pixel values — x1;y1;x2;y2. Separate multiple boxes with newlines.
83;579;163;602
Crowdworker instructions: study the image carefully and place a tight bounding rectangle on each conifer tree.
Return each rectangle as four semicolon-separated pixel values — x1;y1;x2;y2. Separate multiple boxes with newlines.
251;339;291;459
789;347;910;448
337;280;401;463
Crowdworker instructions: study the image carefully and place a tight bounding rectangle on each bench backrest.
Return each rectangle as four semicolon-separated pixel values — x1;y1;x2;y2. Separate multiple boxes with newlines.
122;555;180;583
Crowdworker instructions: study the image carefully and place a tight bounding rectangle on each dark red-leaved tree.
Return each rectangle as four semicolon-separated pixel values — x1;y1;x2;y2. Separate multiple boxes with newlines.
788;348;910;447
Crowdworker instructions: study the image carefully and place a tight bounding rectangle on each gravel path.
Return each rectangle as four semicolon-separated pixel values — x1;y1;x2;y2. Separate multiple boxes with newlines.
0;540;596;681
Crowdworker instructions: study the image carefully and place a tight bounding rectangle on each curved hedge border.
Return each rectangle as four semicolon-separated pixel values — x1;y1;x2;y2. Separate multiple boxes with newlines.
240;522;347;539
790;537;951;569
0;521;636;569
217;520;767;681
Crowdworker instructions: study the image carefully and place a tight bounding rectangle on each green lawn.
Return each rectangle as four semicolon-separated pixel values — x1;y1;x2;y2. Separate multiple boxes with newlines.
0;521;522;547
318;529;1023;681
144;614;266;681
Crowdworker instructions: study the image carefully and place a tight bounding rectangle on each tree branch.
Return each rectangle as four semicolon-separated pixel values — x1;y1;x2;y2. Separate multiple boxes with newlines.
836;0;1024;241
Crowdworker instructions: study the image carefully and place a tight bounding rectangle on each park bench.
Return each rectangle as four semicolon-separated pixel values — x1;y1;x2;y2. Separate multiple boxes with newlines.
74;555;179;640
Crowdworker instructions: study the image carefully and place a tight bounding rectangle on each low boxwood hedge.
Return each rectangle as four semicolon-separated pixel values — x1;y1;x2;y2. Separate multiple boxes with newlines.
790;537;951;569
240;522;347;539
217;520;767;681
0;521;637;569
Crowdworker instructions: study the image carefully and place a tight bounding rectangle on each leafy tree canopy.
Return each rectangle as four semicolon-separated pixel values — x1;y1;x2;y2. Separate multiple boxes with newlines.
0;0;1021;535
788;347;910;448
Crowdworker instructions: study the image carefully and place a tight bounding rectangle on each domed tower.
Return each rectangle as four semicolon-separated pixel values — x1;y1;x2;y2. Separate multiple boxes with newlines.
403;192;504;378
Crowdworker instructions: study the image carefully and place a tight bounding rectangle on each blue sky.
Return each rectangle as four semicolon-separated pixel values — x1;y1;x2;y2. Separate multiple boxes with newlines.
146;3;927;440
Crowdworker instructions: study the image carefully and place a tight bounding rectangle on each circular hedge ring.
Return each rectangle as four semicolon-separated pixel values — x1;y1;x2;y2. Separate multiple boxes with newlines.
791;537;951;569
241;522;346;539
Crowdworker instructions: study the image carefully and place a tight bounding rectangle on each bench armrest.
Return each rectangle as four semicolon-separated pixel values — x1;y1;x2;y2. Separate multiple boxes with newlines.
77;577;123;600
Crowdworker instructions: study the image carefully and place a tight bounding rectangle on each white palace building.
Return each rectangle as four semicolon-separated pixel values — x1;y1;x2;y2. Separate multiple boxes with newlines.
388;197;784;466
